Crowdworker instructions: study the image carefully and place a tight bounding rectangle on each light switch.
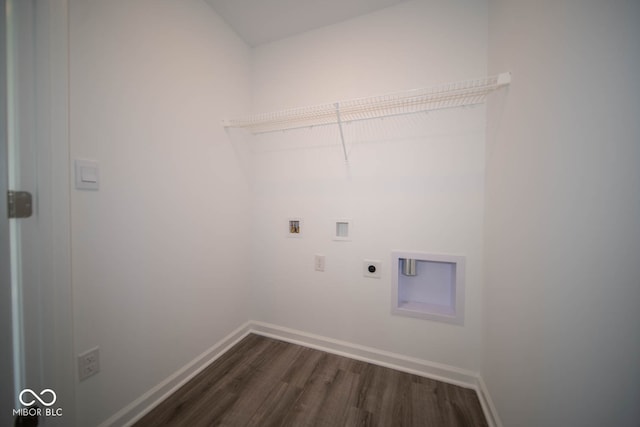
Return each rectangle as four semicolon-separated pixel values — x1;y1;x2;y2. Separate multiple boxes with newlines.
75;160;99;190
81;167;98;183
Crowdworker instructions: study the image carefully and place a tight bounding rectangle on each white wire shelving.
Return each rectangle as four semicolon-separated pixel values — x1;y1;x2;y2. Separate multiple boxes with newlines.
223;72;511;161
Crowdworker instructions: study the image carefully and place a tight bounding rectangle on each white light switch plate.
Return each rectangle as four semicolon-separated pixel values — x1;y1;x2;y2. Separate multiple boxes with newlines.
75;159;99;190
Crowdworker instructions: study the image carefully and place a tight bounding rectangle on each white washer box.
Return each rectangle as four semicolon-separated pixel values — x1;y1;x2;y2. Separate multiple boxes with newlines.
391;251;465;325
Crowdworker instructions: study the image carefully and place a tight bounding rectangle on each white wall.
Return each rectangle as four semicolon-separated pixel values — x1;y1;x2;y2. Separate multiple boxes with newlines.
484;1;640;426
69;1;251;425
247;0;488;371
66;1;640;425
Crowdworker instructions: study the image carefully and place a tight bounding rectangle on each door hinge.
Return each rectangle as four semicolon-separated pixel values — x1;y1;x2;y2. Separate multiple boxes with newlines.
7;191;33;218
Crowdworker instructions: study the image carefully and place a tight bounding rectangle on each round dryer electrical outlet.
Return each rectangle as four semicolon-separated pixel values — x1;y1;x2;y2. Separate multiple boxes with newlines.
363;260;381;278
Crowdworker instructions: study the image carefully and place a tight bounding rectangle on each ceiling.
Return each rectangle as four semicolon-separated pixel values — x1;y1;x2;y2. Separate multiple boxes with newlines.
205;0;409;47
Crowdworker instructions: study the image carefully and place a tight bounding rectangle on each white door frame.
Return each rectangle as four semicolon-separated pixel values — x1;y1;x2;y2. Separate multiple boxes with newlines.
1;1;16;424
2;0;74;425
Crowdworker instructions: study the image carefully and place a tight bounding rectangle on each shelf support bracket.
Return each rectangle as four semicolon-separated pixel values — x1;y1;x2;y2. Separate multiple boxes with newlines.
334;102;348;162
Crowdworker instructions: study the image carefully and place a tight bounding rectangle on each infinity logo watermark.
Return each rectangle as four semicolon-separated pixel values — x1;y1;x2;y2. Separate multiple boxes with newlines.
13;388;63;418
19;389;57;407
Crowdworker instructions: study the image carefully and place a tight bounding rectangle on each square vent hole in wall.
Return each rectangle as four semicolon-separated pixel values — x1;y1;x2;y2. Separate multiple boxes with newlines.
391;251;465;325
334;219;351;241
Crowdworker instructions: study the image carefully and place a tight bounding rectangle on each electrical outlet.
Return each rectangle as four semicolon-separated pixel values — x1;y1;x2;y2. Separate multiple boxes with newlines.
363;260;381;278
78;347;100;381
315;254;326;272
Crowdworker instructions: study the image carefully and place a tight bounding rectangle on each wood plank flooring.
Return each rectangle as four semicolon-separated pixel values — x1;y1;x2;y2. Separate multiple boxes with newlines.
134;334;487;427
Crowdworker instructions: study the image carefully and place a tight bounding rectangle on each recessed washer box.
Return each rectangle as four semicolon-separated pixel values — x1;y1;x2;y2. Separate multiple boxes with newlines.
391;251;465;325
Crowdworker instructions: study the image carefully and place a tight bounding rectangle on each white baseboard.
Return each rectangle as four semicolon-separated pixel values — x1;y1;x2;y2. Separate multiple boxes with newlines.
249;321;501;427
103;320;501;427
249;321;478;389
99;321;252;427
475;375;503;427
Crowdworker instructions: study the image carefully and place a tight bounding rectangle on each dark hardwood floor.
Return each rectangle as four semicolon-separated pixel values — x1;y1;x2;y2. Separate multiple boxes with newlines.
134;334;488;427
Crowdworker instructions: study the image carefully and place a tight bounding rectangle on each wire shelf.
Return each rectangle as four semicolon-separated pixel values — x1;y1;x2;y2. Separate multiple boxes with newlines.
223;73;511;134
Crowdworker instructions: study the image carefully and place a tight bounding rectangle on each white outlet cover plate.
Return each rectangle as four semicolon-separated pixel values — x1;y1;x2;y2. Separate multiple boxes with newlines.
363;259;381;278
78;346;100;381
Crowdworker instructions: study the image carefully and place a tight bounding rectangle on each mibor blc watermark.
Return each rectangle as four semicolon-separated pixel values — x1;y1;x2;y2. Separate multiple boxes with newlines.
13;388;63;418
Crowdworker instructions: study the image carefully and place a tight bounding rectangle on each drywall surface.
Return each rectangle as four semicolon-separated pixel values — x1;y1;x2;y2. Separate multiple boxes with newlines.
484;1;640;426
69;1;251;425
247;0;488;372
